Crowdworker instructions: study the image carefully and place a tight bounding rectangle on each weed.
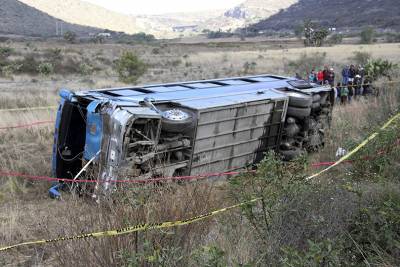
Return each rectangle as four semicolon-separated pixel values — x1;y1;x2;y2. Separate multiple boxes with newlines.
115;51;147;84
350;51;371;66
37;62;54;76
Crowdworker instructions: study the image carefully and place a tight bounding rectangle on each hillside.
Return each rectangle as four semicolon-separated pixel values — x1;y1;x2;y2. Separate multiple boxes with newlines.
250;0;400;32
18;0;140;35
14;0;300;38
0;0;103;37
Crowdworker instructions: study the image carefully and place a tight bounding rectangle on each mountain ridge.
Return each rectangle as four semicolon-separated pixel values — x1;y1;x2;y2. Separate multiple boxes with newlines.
0;0;103;37
249;0;400;32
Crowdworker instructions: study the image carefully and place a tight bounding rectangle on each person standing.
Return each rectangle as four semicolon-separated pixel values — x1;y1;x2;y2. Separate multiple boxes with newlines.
328;68;335;87
308;69;316;83
342;65;350;85
323;66;330;84
317;69;324;85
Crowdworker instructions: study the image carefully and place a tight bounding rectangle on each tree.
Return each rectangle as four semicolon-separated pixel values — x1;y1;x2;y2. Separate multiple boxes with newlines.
115;51;147;84
360;27;375;44
303;20;328;47
313;28;328;47
63;31;77;44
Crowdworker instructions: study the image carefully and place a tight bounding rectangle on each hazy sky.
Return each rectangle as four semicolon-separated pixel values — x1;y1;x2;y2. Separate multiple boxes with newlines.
83;0;244;15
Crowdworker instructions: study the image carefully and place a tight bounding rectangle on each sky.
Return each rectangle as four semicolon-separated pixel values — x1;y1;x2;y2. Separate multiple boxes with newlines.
83;0;245;15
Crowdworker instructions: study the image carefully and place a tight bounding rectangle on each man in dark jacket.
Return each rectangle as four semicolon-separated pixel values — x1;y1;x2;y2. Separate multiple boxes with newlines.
323;66;330;83
342;65;350;85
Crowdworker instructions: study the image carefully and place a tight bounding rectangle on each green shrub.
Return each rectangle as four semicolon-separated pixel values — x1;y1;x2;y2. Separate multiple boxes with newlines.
1;64;21;77
360;27;375;44
364;59;398;80
281;239;342;267
328;33;344;45
349;51;371;66
78;63;94;76
192;245;227;267
115;51;147;84
243;61;257;74
386;33;400;43
18;53;39;74
0;46;14;58
348;190;400;266
64;31;77;44
37;62;54;76
44;48;63;62
286;52;327;76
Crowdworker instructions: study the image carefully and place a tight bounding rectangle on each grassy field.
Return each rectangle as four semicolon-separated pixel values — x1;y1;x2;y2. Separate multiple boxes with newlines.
0;40;399;266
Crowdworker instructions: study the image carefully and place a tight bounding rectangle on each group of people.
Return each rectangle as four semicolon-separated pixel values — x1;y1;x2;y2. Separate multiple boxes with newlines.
296;64;374;105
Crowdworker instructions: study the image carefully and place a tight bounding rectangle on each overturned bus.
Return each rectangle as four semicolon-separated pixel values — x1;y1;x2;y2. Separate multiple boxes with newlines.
52;75;333;193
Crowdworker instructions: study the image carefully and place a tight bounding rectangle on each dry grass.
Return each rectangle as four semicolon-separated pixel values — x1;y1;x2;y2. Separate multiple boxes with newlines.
0;40;399;265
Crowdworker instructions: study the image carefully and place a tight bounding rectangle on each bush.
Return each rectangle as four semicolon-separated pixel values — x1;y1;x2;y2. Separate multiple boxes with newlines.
37;62;54;76
364;59;398;80
115;51;147;84
44;48;63;62
192;245;227;267
78;63;94;76
17;53;39;74
360;27;375;44
386;33;400;43
0;46;14;58
1;64;21;77
349;51;371;66
328;33;343;45
243;61;257;74
286;52;327;76
64;31;77;44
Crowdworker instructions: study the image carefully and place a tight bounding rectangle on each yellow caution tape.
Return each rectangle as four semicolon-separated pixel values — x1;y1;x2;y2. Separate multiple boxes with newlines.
0;198;261;252
306;112;400;180
0;111;399;252
0;106;58;112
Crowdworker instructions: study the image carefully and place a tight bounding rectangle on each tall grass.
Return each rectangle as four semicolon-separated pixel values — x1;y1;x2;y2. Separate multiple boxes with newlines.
0;42;399;265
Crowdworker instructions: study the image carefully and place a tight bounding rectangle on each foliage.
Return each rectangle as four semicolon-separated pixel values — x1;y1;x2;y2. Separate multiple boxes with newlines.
37;62;54;76
386;32;400;43
281;239;342;267
116;32;156;44
303;19;329;47
328;33;343;45
364;59;398;80
286;52;327;77
44;48;63;62
0;46;14;58
360;27;375;44
78;63;94;76
91;35;105;44
349;51;371;66
351;120;400;181
115;51;147;84
192;245;227;267
348;191;400;266
243;61;257;74
131;32;156;42
118;241;184;266
229;152;308;241
17;54;40;74
63;31;77;44
1;64;21;77
207;30;234;39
